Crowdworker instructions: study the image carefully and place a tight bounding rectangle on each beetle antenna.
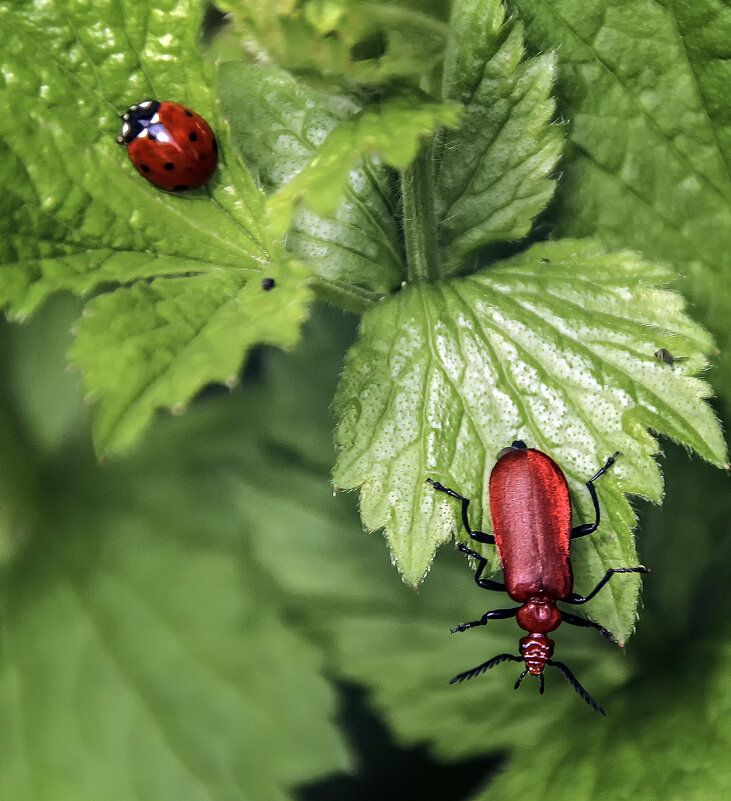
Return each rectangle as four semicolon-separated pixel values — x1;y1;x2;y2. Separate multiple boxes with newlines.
449;653;522;684
513;669;529;690
548;659;606;716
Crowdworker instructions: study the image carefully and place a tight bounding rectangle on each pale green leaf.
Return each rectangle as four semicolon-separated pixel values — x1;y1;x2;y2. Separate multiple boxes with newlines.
435;0;563;272
70;259;313;456
510;0;731;391
334;240;726;640
219;63;404;300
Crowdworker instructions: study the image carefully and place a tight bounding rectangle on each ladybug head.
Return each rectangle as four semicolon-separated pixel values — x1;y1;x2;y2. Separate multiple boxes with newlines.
116;100;161;145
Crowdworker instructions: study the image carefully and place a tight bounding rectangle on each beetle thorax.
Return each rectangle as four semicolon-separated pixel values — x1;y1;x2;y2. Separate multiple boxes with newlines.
519;633;555;674
516;596;562;634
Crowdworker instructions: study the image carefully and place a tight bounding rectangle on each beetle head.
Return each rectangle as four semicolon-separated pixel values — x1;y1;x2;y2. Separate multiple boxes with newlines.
518;632;554;674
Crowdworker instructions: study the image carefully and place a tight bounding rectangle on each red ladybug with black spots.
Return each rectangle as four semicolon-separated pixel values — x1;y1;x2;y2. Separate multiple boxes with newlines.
117;100;218;191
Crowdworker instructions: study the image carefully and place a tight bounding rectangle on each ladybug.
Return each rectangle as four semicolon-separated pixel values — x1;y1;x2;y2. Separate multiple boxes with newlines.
117;100;218;191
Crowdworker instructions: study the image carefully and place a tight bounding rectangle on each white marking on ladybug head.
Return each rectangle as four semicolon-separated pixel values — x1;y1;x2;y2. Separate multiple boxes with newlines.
150;113;159;124
139;129;149;138
121;122;130;135
122;113;129;120
140;100;152;108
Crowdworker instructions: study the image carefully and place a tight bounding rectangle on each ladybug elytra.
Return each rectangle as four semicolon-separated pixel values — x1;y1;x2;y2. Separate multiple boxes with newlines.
117;100;218;191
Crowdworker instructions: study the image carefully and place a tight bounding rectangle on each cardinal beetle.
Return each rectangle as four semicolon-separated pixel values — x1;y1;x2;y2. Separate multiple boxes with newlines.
427;441;649;714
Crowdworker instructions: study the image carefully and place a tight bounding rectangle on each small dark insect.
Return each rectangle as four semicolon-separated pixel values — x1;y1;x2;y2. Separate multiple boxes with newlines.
654;348;688;367
261;277;276;291
428;441;649;714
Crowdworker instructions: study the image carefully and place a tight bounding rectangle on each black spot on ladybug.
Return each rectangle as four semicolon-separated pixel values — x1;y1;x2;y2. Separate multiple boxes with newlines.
140;164;150;173
174;185;189;191
189;131;198;142
199;153;207;161
164;162;175;170
212;136;218;154
262;277;276;291
184;109;194;117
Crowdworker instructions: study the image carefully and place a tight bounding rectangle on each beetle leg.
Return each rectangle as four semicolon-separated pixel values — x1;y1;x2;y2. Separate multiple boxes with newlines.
426;478;495;544
451;606;518;633
559;610;614;642
565;566;651;604
457;543;506;592
571;452;618;539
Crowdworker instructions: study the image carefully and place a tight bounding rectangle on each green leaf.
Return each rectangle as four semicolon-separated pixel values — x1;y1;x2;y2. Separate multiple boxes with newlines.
266;95;460;240
70;259;312;456
219;63;405;301
0;0;268;319
509;0;731;392
217;0;448;89
334;239;726;639
0;0;320;456
436;0;564;273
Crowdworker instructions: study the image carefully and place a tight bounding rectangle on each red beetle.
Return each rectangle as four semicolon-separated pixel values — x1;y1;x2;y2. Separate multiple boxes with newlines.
428;440;649;714
117;100;218;191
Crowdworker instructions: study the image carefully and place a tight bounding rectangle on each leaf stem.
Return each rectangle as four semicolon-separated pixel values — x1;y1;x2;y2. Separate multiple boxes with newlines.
310;275;384;314
401;138;442;282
